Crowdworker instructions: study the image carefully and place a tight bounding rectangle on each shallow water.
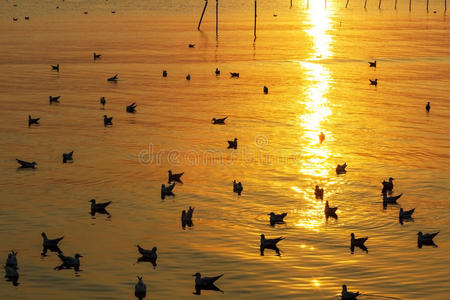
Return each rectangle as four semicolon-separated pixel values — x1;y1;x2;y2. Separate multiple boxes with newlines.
1;0;449;299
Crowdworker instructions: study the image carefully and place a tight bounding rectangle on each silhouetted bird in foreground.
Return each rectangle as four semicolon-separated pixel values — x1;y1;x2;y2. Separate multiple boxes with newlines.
104;115;113;126
162;70;167;77
51;64;59;72
212;117;227;124
126;102;137;113
227;138;238;149
324;201;338;215
263;86;268;94
5;250;18;269
426;101;430;112
186;74;191;80
369;79;378;86
260;234;284;256
137;245;157;260
215;68;220;76
368;60;376;68
49;96;61;104
89;199;111;212
93;52;101;60
233;180;243;195
41;232;64;247
161;183;175;199
135;276;147;299
350;233;368;253
181;206;194;228
336;163;347;174
341;284;360;299
62;151;74;163
417;231;439;245
100;96;106;106
188;44;195;48
107;74;118;82
168;170;184;183
382;192;402;204
268;212;287;224
16;159;37;168
381;177;394;194
399;207;415;220
28;115;40;126
230;72;239;78
315;185;324;199
56;253;82;270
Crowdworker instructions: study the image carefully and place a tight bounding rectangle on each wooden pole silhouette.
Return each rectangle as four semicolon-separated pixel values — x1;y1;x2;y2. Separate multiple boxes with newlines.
254;0;257;41
345;0;349;8
409;0;411;11
426;0;429;12
378;0;381;8
198;0;208;31
216;0;218;35
445;0;447;11
364;0;367;8
395;0;397;9
290;0;292;8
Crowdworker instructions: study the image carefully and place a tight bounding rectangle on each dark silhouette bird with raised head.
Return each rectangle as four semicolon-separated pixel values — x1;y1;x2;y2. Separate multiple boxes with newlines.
186;74;191;80
227;138;238;149
324;201;338;215
230;72;239;78
107;74;118;82
93;52;101;60
369;79;378;86
263;86;268;94
336;163;347;174
137;245;157;260
51;64;59;72
215;68;220;76
126;103;137;113
381;177;394;194
368;60;376;68
260;234;284;256
100;97;106;107
89;199;111;212
49;96;61;104
426;101;430;112
162;70;167;77
212;117;227;124
161;183;175;199
28;115;40;126
193;272;223;287
233;180;243;195
382;191;402;204
181;206;194;228
341;284;360;299
168;170;184;183
5;250;18;269
62;151;74;163
315;185;324;199
41;232;64;248
417;231;439;247
135;276;147;299
399;207;415;220
56;253;82;270
104;115;113;126
16;159;37;168
350;233;368;253
268;212;287;225
188;43;195;48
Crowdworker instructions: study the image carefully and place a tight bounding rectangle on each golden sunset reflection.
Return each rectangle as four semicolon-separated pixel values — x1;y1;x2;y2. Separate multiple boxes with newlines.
295;3;334;231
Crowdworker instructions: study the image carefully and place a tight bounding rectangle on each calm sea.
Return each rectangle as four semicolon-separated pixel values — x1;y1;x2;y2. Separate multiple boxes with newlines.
0;0;449;299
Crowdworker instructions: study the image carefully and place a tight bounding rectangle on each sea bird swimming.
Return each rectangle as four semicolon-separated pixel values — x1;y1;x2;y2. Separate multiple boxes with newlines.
16;159;36;168
168;170;184;183
227;138;238;149
62;151;74;163
28;115;40;126
212;117;227;124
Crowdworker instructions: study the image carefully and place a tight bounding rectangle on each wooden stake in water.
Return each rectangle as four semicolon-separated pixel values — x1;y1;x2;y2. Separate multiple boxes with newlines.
378;0;381;9
409;0;411;11
364;0;367;8
254;0;257;41
345;0;349;8
427;0;429;12
395;0;397;9
445;0;447;11
198;0;208;31
216;0;218;35
290;0;292;8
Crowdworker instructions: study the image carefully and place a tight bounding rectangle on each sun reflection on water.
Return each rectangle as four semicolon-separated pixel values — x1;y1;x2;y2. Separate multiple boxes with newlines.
294;2;334;231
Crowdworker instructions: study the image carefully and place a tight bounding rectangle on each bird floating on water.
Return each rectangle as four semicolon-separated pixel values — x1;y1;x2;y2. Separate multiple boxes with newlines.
13;17;18;22
107;74;118;82
418;231;439;244
56;253;82;270
62;151;74;163
426;101;430;112
162;70;167;77
260;234;284;248
42;232;64;247
215;68;220;76
325;201;338;215
369;79;378;86
369;60;376;68
399;207;415;219
212;117;227;124
137;245;157;260
230;72;239;78
342;284;360;299
16;159;37;168
89;199;111;212
135;276;147;299
93;52;101;60
49;95;61;104
5;250;18;269
227;138;238;149
186;74;191;80
126;102;137;113
182;206;194;228
263;86;268;94
188;44;195;48
233;180;243;196
381;177;394;194
4;265;19;284
161;183;175;199
51;64;59;72
100;96;106;106
268;212;287;224
28;115;40;126
336;163;347;174
350;233;368;248
24;16;29;20
104;115;113;126
315;185;324;199
168;170;184;183
193;272;223;286
382;192;402;204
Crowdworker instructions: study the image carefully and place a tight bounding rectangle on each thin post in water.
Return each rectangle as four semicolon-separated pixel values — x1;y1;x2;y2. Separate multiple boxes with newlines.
364;0;367;8
346;0;349;8
445;0;447;11
254;0;257;41
427;0;429;12
290;0;292;8
395;0;397;9
409;0;411;11
198;0;208;31
216;0;218;35
378;0;381;9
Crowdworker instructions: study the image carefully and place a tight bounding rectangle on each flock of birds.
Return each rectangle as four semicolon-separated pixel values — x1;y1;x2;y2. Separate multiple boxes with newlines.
4;40;438;300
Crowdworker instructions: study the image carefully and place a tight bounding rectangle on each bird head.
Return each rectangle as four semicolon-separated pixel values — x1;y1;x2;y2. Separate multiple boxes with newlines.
268;212;274;216
417;232;423;236
350;233;355;238
41;232;47;238
389;177;394;181
152;247;157;252
342;285;347;291
137;276;143;280
75;254;83;258
192;272;201;277
89;199;95;203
